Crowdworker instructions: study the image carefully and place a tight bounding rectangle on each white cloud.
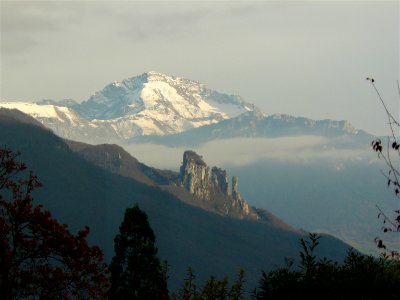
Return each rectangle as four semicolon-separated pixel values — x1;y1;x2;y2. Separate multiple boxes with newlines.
124;136;373;170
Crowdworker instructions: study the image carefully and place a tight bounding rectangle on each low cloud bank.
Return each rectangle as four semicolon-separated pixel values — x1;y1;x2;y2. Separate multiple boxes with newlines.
124;136;374;170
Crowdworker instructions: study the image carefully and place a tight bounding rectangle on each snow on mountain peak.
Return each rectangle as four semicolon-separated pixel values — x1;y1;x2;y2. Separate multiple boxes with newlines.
73;71;255;136
1;72;259;142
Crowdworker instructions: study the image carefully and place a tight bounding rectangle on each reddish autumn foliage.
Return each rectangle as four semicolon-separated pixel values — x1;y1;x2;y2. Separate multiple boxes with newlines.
0;148;110;299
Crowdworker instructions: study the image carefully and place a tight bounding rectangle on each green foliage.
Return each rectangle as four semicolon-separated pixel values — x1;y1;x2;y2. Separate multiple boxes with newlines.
176;267;199;300
254;269;301;299
230;269;246;300
109;204;168;300
173;268;246;300
254;233;400;299
299;232;320;277
201;276;229;300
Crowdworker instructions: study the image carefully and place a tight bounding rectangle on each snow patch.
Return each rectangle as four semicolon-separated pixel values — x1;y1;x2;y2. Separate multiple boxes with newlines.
0;102;71;122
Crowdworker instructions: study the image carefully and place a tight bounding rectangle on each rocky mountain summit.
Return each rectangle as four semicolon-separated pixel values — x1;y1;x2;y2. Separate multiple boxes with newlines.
76;71;254;123
0;71;255;143
0;71;368;146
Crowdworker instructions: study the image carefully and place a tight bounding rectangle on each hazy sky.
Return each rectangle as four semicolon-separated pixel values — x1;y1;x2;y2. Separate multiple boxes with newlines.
1;0;398;135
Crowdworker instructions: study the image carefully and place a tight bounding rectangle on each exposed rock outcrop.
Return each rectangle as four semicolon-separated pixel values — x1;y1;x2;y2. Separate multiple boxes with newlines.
180;151;211;200
211;167;229;196
232;176;240;200
179;150;255;219
231;176;250;215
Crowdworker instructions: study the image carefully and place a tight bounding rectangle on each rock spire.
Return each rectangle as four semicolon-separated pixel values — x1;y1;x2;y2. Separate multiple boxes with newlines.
179;150;251;217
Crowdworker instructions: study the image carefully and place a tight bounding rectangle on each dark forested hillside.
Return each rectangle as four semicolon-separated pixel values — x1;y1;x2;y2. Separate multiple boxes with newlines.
0;110;351;291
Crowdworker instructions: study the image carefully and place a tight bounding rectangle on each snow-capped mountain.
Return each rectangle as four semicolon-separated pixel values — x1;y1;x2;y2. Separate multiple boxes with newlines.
75;71;255;136
0;72;256;143
78;71;254;121
0;71;365;146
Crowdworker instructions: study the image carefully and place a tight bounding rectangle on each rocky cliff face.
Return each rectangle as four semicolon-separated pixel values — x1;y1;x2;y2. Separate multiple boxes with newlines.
179;150;253;218
211;167;229;196
231;176;250;215
179;151;211;200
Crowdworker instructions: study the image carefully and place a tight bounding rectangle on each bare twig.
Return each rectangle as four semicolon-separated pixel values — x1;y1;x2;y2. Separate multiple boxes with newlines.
368;77;400;256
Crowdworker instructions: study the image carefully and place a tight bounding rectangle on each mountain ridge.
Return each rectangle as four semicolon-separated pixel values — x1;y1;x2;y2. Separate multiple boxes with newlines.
66;139;294;229
0;71;367;146
134;110;370;146
0;108;351;291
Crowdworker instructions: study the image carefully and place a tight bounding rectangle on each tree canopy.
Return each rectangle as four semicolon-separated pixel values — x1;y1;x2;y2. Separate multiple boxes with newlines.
253;233;400;300
0;147;109;299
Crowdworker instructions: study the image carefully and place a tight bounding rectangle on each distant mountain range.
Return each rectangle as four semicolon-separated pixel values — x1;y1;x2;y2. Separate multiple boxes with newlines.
0;108;350;292
135;110;372;146
0;71;368;146
0;71;388;256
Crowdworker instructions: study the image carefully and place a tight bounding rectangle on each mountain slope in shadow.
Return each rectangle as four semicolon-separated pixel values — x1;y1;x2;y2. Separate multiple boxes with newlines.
0;109;351;291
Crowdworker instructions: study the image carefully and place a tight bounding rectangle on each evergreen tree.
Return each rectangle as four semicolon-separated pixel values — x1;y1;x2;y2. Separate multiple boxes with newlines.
109;204;168;300
176;267;200;300
174;268;246;300
229;268;246;300
253;233;400;299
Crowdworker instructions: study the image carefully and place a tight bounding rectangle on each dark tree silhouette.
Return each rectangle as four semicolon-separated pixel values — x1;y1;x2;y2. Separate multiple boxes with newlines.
176;267;199;300
173;268;246;300
0;147;109;299
253;233;400;300
109;204;169;300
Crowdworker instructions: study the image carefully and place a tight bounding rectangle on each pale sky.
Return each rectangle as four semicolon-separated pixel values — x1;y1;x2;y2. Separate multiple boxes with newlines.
0;0;398;135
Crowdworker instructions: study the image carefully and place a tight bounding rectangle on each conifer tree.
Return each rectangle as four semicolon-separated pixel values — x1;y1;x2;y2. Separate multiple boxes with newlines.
177;267;199;300
109;204;168;299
